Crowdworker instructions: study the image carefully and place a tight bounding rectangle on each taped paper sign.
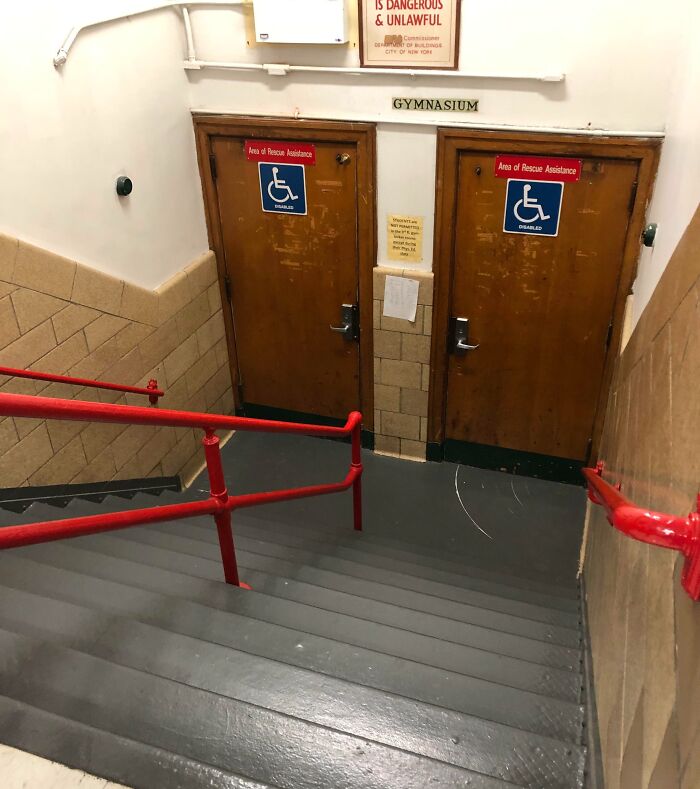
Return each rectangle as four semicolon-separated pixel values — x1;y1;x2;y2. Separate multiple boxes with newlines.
383;275;419;322
387;214;424;263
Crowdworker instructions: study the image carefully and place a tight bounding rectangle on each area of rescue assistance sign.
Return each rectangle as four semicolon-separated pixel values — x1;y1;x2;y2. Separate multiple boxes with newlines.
494;155;582;183
497;155;581;238
246;140;316;216
358;0;461;69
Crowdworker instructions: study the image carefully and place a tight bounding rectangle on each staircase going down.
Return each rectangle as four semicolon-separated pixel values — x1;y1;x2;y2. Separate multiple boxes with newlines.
0;489;588;788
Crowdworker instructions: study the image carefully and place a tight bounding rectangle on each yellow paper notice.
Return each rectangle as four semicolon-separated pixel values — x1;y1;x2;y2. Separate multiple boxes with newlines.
387;215;424;263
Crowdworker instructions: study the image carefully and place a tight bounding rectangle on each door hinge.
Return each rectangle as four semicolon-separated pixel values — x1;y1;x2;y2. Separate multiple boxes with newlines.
606;321;614;349
209;153;218;181
628;181;638;213
223;273;232;301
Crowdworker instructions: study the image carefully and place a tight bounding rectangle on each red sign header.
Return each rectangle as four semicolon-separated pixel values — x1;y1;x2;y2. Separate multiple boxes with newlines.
245;140;316;166
494;155;581;182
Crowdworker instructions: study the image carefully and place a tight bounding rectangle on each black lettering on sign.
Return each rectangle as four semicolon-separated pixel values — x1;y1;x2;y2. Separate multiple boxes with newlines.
392;97;479;113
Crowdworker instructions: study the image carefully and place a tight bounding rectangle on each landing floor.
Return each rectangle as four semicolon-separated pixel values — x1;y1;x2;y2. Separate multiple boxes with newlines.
195;432;587;588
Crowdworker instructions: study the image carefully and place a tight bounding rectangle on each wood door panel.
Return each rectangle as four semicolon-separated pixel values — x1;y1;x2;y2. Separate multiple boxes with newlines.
445;152;638;460
213;137;360;419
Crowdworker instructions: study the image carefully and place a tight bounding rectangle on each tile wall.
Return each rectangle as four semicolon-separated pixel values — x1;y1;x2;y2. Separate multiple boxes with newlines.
372;266;433;460
584;203;700;789
0;234;233;488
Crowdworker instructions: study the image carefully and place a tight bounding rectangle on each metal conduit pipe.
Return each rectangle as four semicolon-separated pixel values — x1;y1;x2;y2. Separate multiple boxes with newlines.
183;58;565;82
53;0;246;67
55;0;565;85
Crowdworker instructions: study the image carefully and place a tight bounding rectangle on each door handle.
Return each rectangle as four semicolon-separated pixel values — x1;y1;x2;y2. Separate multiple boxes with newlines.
330;303;359;341
456;338;480;352
452;317;479;354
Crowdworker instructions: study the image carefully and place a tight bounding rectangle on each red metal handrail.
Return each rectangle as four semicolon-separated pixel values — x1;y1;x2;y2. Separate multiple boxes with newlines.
583;462;700;600
0;365;163;404
0;392;363;589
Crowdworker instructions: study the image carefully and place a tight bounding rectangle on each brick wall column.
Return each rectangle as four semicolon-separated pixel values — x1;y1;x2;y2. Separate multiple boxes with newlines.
372;267;433;461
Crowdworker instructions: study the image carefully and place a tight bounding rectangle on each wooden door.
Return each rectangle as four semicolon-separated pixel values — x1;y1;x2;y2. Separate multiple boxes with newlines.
198;119;376;426
430;132;659;481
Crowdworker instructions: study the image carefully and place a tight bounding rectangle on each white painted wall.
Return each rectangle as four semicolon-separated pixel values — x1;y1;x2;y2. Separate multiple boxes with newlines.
631;1;700;325
0;2;209;289
2;1;695;289
376;127;436;271
186;0;682;270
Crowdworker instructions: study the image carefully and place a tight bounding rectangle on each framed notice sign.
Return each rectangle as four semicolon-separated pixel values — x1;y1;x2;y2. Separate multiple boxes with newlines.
358;0;461;69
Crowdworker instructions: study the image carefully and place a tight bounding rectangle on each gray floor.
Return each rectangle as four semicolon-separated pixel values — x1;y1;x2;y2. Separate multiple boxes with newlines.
0;432;591;788
196;431;587;588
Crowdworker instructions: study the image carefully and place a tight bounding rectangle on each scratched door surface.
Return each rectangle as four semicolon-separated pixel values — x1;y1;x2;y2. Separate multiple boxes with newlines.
444;152;638;462
213;137;360;420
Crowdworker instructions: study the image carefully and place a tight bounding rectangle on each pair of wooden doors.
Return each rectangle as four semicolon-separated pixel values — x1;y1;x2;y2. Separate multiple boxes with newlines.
195;117;375;429
196;117;657;480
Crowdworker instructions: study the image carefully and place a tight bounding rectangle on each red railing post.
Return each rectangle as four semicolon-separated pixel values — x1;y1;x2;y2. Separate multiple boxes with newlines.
202;428;249;589
351;413;363;531
147;379;160;406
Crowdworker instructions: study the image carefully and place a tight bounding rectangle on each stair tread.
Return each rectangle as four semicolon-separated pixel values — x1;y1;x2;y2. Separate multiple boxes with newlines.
162;514;579;612
1;506;581;646
146;525;580;648
119;520;580;628
94;521;579;630
160;497;580;600
2;503;580;631
109;525;581;670
36;493;580;601
0;628;555;788
0;695;271;789
0;549;582;706
0;586;587;764
9;541;584;699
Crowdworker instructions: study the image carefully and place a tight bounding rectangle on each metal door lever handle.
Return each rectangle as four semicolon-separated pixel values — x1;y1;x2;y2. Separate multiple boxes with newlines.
330;304;359;340
452;316;479;353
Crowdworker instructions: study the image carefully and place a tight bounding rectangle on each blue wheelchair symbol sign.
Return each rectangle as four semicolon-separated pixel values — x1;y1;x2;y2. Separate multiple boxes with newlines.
503;179;564;237
259;163;307;215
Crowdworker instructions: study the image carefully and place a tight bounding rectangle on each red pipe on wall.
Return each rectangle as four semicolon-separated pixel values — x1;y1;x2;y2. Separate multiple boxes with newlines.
0;366;164;404
0;391;360;436
583;463;700;600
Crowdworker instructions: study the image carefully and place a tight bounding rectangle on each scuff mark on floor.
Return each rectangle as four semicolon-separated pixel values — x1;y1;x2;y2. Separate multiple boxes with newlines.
454;466;493;539
510;479;524;507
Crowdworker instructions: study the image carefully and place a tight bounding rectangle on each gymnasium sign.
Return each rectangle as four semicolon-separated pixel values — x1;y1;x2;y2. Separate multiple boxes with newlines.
393;97;478;112
358;0;461;69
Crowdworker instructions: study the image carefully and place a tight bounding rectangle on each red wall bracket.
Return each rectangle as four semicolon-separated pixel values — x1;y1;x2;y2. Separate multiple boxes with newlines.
583;462;700;601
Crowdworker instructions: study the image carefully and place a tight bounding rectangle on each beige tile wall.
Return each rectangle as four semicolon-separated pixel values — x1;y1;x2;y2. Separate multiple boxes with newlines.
0;234;233;489
372;267;433;461
583;203;700;789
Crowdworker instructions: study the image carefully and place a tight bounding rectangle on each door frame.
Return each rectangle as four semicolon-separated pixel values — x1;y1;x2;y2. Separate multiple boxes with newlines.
193;114;377;431
428;128;661;461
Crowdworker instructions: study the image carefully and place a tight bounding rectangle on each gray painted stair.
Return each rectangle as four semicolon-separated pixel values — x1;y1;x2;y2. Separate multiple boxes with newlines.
0;492;587;788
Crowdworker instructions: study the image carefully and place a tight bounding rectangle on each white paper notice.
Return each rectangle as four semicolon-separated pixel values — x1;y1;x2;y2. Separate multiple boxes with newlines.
383;275;419;322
